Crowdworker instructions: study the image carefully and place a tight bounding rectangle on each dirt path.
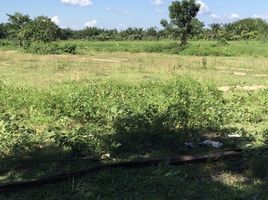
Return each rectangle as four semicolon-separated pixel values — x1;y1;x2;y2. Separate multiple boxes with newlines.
52;55;126;63
232;72;247;76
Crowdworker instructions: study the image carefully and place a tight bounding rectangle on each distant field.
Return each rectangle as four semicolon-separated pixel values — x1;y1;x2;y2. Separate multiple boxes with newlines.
0;49;268;88
3;39;268;56
61;40;268;57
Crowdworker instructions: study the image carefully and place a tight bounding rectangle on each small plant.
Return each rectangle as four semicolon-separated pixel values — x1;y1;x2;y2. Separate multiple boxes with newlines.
0;113;38;158
217;38;229;46
61;44;77;54
202;57;207;69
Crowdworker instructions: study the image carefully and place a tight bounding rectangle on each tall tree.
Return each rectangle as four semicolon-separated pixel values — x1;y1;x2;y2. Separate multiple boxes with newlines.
209;23;222;40
6;13;31;44
162;0;200;46
18;16;61;46
0;23;8;39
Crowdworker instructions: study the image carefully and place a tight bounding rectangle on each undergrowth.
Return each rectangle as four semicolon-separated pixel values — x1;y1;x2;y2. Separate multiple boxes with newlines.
1;78;267;160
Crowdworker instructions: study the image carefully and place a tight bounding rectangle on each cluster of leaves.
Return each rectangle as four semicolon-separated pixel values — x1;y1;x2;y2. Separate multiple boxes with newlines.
3;13;61;46
161;0;200;46
0;111;39;158
205;18;268;41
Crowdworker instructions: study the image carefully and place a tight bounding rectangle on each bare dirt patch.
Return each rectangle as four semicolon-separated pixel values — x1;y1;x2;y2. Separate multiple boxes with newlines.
219;85;268;92
232;72;247;76
230;67;253;71
1;50;17;54
90;58;122;63
49;55;125;63
215;67;229;70
254;74;268;77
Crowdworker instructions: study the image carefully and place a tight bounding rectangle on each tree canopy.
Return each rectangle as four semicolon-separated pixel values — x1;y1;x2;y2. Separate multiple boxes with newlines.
1;11;268;43
18;16;61;46
163;0;200;46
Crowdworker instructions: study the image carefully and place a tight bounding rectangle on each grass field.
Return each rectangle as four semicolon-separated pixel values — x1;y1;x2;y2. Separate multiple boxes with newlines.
1;48;268;87
0;41;268;199
69;40;268;57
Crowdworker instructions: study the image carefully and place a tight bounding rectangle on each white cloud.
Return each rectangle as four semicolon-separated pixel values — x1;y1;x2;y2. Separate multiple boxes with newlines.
105;7;112;11
253;14;268;21
51;16;60;25
155;9;165;14
197;0;210;15
105;7;131;15
152;0;164;6
228;13;240;20
123;10;131;15
210;14;220;19
61;0;93;6
84;20;97;27
208;13;223;23
206;13;241;23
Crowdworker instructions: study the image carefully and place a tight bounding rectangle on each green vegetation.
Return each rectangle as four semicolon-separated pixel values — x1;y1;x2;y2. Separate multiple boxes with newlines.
72;40;268;57
1;6;268;46
0;0;268;199
0;47;268;199
0;79;225;157
161;0;200;46
3;39;268;56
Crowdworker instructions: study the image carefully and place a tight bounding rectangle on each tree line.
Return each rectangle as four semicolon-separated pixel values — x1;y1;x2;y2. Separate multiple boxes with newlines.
0;0;268;46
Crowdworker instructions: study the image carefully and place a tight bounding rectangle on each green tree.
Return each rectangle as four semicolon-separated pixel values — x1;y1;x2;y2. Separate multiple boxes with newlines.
162;0;200;46
146;27;159;40
190;18;205;39
6;13;31;44
19;16;61;46
0;23;8;39
209;23;222;40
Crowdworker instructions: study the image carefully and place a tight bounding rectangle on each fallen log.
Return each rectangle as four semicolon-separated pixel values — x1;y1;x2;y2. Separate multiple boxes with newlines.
0;149;242;192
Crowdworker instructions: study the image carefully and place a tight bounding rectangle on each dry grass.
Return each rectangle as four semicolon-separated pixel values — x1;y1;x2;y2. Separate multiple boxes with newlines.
1;50;268;88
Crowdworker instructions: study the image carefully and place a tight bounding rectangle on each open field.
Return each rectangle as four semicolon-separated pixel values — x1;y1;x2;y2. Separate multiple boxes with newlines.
1;48;268;88
0;42;268;199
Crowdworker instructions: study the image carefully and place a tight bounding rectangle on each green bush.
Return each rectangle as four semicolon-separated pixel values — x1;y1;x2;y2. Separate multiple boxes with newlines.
0;40;11;46
61;43;77;54
25;42;77;55
0;113;38;158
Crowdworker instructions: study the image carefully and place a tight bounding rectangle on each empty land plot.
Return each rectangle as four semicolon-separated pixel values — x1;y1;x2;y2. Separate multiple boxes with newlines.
1;50;268;87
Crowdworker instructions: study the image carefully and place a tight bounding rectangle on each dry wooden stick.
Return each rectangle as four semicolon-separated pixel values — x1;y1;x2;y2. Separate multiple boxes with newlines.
0;149;242;192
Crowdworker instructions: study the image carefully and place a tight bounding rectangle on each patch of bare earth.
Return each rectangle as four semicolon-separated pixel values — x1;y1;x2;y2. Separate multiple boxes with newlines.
232;72;247;76
230;67;253;71
1;50;17;54
46;55;125;63
215;67;229;70
254;74;268;77
219;85;268;92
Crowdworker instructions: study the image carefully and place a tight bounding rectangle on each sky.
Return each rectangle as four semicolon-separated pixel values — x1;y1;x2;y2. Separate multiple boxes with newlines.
0;0;268;30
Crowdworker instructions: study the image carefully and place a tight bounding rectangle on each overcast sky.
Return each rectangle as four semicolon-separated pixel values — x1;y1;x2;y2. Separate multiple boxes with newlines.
0;0;268;29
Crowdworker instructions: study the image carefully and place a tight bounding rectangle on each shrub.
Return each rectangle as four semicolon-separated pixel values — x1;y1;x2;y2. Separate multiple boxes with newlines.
25;42;77;55
0;113;38;158
61;43;77;54
0;40;11;46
